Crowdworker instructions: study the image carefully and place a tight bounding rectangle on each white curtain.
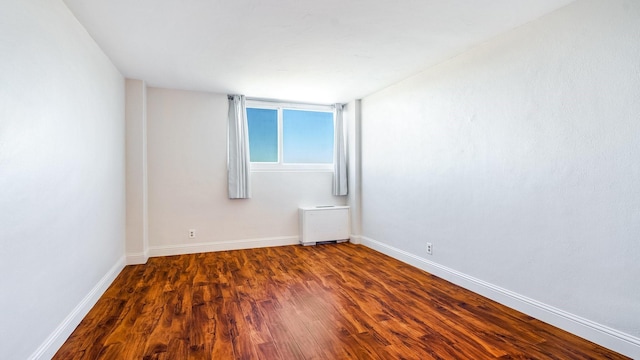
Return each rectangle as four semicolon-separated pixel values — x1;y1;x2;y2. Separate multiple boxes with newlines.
227;95;251;199
333;103;348;196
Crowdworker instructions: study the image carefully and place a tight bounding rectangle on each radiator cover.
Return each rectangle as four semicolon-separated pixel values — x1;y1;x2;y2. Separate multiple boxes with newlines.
298;206;350;246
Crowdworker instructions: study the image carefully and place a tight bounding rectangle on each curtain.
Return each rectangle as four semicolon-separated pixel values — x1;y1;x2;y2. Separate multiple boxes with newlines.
333;103;348;196
227;95;251;199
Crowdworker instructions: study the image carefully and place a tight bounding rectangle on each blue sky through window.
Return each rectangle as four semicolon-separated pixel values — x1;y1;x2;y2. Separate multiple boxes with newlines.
247;108;278;162
283;109;333;163
246;107;334;165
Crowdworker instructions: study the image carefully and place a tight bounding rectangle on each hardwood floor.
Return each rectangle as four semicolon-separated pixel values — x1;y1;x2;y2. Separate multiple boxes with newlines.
54;243;628;359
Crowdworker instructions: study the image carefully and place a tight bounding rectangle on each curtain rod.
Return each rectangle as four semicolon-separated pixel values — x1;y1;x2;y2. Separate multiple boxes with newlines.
229;94;343;107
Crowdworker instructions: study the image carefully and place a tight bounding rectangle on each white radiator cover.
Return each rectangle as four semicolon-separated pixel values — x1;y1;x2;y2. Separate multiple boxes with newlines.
299;206;350;246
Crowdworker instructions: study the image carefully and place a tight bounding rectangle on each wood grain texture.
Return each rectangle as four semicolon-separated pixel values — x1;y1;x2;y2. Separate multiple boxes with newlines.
54;243;628;359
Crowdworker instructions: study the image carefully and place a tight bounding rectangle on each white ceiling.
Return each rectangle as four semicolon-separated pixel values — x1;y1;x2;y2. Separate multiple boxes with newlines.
63;0;575;103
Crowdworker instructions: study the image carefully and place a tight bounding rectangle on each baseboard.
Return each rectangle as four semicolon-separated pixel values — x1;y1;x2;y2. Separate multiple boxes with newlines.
360;236;640;359
148;236;300;257
349;234;362;244
126;251;149;265
28;256;126;360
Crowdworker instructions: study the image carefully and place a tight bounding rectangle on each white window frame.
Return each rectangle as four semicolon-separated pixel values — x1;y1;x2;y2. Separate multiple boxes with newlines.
246;99;335;172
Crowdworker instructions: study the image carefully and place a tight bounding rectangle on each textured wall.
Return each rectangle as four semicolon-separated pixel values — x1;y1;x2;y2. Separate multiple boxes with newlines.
360;0;639;349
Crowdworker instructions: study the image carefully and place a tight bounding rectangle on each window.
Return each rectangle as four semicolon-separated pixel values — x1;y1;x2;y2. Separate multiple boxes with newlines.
246;100;334;171
246;108;278;162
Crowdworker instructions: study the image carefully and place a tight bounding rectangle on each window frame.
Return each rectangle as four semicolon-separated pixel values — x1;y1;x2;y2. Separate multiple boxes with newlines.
246;99;335;172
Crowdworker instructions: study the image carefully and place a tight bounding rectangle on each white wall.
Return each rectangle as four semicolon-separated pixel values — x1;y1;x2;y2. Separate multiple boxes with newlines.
125;79;149;264
146;87;346;255
360;0;639;356
346;100;362;240
0;1;125;359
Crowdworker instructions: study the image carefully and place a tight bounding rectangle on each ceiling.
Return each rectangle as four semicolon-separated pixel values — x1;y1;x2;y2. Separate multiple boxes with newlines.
63;0;575;103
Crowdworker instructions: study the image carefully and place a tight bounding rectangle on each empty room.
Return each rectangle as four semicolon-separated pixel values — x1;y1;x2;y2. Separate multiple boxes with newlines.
1;0;639;359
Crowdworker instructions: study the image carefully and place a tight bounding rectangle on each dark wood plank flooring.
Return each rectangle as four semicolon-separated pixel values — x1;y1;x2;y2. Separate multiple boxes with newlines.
54;243;628;359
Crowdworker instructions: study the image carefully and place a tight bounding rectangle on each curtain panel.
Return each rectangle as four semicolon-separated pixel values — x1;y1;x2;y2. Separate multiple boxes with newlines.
227;95;251;199
333;103;348;196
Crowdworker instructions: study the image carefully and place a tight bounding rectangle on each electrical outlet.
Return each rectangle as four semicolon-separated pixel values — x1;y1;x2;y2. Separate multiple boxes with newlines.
188;229;196;239
426;242;433;255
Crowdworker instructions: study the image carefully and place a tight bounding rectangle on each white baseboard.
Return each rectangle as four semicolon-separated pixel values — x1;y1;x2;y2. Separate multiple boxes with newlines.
28;256;126;360
349;234;362;244
126;251;149;265
149;236;300;257
360;236;640;359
